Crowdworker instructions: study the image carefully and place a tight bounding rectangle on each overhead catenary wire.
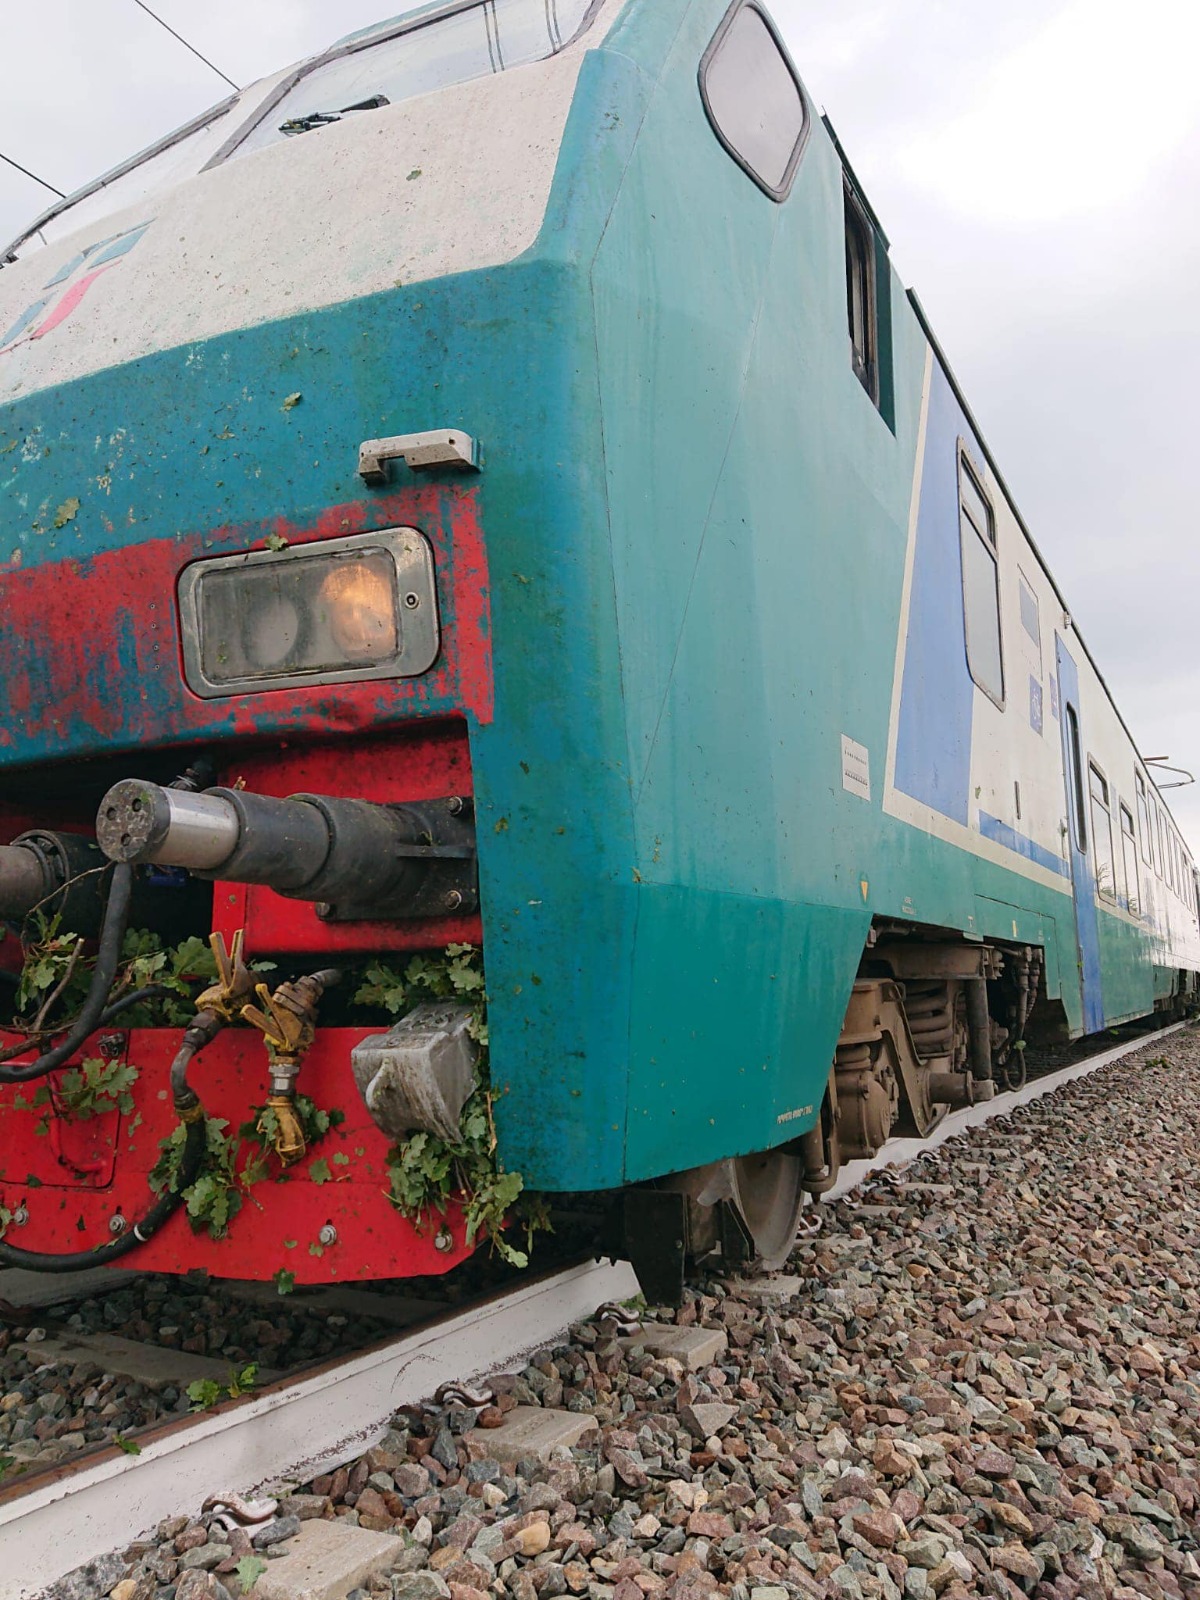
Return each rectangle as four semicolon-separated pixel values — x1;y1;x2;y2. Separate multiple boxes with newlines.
0;150;64;198
130;0;241;92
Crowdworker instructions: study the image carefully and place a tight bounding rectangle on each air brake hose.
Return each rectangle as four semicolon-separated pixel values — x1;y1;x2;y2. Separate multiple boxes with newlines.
0;864;134;1082
0;1012;215;1272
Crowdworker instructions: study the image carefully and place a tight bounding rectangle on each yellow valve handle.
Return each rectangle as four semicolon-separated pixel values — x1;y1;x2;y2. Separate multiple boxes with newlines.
194;929;256;1021
260;1093;307;1167
241;981;317;1065
241;983;297;1053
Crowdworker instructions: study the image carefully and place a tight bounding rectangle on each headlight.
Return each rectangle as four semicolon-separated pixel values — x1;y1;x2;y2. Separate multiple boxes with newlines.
321;559;399;661
178;527;438;698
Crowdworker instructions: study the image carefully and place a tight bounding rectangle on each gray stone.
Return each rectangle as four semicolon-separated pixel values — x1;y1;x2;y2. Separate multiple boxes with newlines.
897;1536;946;1570
44;1552;129;1600
253;1519;400;1600
619;1327;728;1371
678;1402;738;1441
253;1515;303;1549
390;1574;451;1600
179;1544;233;1571
175;1574;233;1600
390;1548;433;1576
466;1406;599;1463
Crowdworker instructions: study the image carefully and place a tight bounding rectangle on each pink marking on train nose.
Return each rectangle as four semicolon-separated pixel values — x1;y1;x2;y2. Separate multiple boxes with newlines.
29;262;117;340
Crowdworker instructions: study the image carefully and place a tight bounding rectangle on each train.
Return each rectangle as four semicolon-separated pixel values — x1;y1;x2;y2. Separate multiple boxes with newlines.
0;0;1196;1304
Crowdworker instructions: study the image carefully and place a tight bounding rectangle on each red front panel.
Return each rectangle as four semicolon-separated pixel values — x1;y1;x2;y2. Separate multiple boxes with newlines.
0;1029;474;1282
0;481;493;763
0;484;495;1282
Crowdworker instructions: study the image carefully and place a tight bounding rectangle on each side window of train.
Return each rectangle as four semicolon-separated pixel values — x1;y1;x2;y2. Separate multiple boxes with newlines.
1120;803;1139;915
841;183;894;427
700;2;808;200
1155;806;1166;880
1088;763;1116;901
958;450;1005;708
1017;571;1041;669
1135;771;1153;868
844;188;876;401
1066;706;1087;853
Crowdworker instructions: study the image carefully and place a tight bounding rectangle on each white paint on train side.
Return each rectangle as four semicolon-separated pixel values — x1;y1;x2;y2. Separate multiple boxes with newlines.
884;334;1200;977
0;0;625;405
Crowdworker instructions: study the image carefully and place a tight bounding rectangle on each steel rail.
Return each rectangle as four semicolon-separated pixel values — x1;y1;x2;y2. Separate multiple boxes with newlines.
0;1255;639;1599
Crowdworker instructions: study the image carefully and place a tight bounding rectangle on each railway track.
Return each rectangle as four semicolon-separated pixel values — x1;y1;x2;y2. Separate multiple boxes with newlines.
0;1256;639;1600
825;1016;1188;1205
0;1018;1187;1599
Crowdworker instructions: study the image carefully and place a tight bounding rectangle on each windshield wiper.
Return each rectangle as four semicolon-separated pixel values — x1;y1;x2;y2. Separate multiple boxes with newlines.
280;94;390;136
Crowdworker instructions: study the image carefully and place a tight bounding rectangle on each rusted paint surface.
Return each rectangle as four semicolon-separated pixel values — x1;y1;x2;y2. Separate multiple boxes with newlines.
0;483;492;765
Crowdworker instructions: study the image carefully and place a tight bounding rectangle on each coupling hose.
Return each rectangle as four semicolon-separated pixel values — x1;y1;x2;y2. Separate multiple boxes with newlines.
0;864;134;1082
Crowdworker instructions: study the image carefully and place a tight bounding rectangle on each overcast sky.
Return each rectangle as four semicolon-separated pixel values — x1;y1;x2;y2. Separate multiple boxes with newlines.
2;0;1198;842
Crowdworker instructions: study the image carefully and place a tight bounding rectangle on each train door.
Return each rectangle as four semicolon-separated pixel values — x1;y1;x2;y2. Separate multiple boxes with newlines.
1055;635;1104;1032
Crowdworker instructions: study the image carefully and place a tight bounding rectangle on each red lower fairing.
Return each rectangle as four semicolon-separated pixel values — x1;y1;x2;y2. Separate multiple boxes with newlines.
0;1027;475;1281
0;727;485;1281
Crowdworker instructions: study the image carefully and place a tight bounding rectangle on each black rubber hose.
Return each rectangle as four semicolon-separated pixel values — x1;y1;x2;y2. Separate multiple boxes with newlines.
98;983;173;1026
0;1109;205;1272
0;864;133;1082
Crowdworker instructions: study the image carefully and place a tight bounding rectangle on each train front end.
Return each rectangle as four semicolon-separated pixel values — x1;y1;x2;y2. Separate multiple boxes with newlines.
0;0;635;1283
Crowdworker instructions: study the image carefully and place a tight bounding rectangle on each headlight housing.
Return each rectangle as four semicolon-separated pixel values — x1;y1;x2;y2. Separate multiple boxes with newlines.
178;527;439;698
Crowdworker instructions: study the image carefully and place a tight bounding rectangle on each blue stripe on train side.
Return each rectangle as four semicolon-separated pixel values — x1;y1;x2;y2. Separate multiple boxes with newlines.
893;365;978;824
978;812;1070;878
1055;635;1105;1031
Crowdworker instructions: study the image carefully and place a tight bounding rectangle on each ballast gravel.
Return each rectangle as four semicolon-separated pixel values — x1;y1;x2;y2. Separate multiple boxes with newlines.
0;1277;398;1476
0;1226;543;1478
46;1027;1200;1600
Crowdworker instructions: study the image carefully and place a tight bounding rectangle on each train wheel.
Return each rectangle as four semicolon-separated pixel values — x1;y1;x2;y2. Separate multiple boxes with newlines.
727;1151;806;1271
662;1150;807;1274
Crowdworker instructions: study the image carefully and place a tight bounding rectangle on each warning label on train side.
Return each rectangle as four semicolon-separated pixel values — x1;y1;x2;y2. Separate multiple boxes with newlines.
841;735;871;801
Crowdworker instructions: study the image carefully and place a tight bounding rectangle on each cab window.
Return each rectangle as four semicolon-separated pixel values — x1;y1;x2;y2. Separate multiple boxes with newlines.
229;0;595;160
701;1;808;199
4;0;599;260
